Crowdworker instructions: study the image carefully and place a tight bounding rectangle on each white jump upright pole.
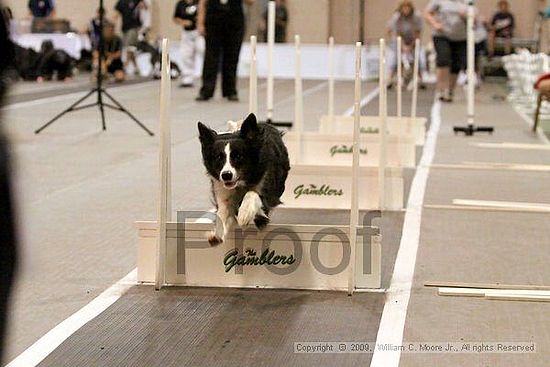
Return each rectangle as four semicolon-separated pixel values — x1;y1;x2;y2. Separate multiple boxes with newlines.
453;0;493;135
328;36;335;125
397;36;403;118
266;0;276;122
378;38;387;210
466;4;475;130
155;38;172;291
349;41;362;296
294;35;304;163
249;35;258;115
410;38;420;133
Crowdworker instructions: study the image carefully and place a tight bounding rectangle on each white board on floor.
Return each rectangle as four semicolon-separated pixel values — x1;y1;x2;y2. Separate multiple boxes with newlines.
136;221;381;290
281;165;404;210
284;131;416;168
319;115;427;146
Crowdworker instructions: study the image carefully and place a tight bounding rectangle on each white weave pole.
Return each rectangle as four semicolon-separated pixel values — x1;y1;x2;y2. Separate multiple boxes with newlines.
378;38;387;210
294;35;304;162
466;2;475;128
249;35;258;115
328;36;335;124
349;41;362;296
454;1;492;135
397;36;402;118
266;0;275;121
155;38;172;291
410;38;420;132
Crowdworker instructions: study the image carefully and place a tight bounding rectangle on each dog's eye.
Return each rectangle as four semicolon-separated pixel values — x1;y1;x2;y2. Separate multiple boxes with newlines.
216;153;224;161
232;153;242;162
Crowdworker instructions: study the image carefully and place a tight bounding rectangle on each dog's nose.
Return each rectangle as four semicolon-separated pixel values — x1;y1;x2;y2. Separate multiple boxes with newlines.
221;171;233;181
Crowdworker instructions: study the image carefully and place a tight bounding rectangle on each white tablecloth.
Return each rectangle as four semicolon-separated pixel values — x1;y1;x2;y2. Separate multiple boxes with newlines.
12;33;92;59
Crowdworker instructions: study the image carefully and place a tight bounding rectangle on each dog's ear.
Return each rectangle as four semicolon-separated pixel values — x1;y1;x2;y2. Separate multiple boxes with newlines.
198;122;217;145
240;113;259;140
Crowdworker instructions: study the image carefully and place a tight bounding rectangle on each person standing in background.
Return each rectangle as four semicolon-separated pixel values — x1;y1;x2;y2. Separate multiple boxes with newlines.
424;0;468;103
196;0;256;102
0;2;18;364
387;0;424;89
139;0;152;40
174;0;204;88
113;0;143;74
28;0;55;19
488;0;515;57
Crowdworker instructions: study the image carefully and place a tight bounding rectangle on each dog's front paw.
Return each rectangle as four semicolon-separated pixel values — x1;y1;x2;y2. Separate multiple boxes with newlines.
237;206;255;227
254;214;269;230
237;191;262;228
207;231;223;246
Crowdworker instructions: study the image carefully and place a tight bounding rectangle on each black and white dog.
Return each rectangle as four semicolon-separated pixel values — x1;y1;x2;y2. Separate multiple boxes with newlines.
198;113;290;246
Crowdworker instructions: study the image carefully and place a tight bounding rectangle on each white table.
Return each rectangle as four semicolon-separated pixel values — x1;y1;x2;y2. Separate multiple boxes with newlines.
12;33;92;59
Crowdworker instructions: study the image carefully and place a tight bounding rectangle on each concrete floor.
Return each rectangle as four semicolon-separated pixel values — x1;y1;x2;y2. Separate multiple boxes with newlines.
2;77;549;367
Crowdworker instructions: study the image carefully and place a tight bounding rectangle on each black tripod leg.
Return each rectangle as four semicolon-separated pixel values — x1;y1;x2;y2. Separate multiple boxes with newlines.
98;88;107;131
99;101;107;131
102;90;154;136
35;89;96;134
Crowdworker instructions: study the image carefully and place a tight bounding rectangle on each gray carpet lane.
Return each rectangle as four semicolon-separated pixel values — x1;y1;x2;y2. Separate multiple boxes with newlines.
37;286;384;367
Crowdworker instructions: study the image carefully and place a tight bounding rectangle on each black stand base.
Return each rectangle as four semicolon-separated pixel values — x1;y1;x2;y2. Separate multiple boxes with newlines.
453;124;494;136
260;118;293;128
35;87;154;136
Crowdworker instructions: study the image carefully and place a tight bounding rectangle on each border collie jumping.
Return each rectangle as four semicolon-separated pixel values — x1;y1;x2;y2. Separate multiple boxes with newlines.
198;113;290;246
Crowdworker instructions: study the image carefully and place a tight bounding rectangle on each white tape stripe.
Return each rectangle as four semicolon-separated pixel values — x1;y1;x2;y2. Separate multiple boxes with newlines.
370;100;442;367
6;269;137;367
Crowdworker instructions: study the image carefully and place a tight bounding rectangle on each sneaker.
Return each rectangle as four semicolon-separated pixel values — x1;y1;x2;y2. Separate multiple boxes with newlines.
195;95;210;101
179;83;193;88
437;90;452;103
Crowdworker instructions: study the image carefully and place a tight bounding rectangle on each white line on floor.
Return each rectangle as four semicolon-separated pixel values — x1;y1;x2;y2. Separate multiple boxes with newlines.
470;142;550;150
343;86;380;116
370;100;442;367
430;162;550;172
453;199;550;211
5;269;137;367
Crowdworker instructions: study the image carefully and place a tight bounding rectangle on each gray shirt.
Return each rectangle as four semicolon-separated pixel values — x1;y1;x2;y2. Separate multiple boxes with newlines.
387;11;423;44
426;0;468;41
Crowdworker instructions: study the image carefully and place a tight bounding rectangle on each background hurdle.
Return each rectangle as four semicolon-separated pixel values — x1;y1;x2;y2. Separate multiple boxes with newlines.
319;37;427;146
281;38;405;210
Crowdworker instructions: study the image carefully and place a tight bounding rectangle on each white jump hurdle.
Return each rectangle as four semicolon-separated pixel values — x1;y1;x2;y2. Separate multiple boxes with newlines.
320;38;427;146
281;39;404;211
136;39;382;293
